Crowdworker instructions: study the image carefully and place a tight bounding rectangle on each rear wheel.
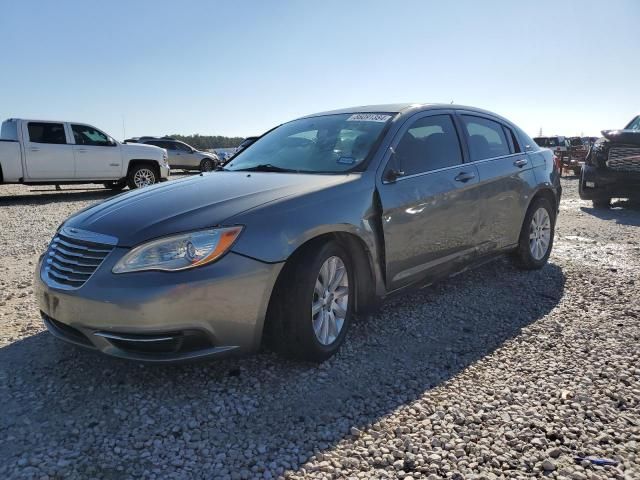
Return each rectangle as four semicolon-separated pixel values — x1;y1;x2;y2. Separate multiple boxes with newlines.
512;197;555;270
266;240;354;362
592;197;611;209
127;165;157;189
103;179;126;191
200;158;215;172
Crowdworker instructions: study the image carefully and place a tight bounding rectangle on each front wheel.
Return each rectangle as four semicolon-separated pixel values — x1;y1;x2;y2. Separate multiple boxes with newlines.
266;240;354;362
200;158;215;172
512;197;555;270
592;197;611;209
127;165;158;189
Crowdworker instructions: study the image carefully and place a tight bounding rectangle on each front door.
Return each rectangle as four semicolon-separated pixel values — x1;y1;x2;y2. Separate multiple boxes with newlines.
70;124;122;179
377;112;481;291
22;122;75;180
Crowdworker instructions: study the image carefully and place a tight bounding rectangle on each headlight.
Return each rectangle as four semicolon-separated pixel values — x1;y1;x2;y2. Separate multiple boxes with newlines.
112;226;243;273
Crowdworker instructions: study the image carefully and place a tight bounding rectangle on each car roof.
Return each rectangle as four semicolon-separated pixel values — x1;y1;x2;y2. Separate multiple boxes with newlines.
297;103;515;123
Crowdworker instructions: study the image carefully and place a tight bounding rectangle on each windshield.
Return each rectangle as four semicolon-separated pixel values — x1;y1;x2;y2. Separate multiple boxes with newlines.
225;113;393;173
534;137;549;147
569;138;583;146
626;115;640;131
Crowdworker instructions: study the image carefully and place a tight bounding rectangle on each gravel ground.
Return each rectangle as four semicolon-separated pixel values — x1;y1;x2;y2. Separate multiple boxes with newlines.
0;177;638;480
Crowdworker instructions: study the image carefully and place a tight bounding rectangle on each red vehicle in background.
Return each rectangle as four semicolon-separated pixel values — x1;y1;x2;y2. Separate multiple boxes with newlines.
566;137;588;175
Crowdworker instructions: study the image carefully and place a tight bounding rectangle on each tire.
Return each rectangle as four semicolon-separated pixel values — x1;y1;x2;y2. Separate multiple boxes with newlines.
200;158;215;172
592;197;611;209
103;179;126;191
512;197;555;270
127;164;158;189
266;240;354;362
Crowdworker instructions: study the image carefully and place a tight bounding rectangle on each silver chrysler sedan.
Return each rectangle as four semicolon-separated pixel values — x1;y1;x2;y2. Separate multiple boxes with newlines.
36;104;561;363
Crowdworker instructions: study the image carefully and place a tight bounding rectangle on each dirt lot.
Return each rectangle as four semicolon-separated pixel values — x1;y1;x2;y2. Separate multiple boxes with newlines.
0;177;638;480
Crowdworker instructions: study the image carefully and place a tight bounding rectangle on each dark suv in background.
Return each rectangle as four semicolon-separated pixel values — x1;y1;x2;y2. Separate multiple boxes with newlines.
579;115;640;208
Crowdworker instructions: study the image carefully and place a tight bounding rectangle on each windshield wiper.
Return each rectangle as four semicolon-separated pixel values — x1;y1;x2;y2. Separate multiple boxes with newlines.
234;164;298;173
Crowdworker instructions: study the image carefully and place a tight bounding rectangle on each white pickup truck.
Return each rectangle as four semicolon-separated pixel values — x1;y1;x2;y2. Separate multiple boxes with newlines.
0;119;170;190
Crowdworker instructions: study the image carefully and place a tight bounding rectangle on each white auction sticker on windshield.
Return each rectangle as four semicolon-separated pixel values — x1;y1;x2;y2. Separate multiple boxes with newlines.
346;113;392;122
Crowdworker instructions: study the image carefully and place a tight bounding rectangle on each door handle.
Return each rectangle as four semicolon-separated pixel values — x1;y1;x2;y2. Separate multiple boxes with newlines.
30;147;40;152
454;172;476;183
513;158;528;168
76;148;87;153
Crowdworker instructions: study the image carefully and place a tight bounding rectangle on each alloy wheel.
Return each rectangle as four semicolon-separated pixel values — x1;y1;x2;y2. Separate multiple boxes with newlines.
133;168;155;188
529;207;551;260
312;256;348;346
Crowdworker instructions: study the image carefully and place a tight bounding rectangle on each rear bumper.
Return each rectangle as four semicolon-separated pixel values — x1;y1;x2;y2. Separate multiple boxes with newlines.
579;164;640;200
36;251;283;363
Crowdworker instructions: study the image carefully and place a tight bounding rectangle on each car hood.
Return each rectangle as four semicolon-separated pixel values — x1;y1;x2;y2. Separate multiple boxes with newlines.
64;172;356;246
121;142;164;160
601;129;640;145
196;150;217;158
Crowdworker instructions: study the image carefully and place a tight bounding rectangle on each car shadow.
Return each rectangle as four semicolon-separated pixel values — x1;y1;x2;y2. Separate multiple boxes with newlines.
580;201;640;227
0;259;565;476
0;188;118;206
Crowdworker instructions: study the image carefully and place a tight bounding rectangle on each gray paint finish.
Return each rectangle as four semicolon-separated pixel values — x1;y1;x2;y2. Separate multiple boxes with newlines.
37;104;561;362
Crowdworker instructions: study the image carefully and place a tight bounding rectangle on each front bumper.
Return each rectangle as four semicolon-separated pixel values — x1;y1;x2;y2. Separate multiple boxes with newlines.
159;164;170;179
579;164;640;200
36;251;283;363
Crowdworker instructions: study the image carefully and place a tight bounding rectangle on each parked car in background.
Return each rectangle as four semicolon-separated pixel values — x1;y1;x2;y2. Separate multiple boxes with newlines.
579;114;640;208
234;136;259;154
37;104;560;364
128;137;219;172
534;136;574;176
0;119;169;190
533;135;569;155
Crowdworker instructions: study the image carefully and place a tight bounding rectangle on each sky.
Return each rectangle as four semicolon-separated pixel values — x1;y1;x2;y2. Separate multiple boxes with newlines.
1;0;638;140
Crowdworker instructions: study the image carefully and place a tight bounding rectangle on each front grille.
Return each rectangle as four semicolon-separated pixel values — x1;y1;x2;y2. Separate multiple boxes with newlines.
43;230;115;289
607;146;640;172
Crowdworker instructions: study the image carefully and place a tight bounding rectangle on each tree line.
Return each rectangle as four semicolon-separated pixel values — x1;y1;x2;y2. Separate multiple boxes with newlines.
170;134;246;150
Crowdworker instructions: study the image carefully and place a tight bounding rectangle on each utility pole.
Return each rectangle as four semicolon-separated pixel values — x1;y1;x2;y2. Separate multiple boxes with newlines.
538;127;543;137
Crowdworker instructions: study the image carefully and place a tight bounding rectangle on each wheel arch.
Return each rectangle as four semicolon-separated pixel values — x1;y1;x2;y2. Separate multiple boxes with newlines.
261;230;379;345
127;159;160;176
527;187;558;216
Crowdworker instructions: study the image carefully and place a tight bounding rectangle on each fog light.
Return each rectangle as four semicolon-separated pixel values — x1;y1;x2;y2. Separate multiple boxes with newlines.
586;181;595;188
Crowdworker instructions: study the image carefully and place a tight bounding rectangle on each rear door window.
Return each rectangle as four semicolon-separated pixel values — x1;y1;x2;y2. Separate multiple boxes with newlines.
461;116;510;161
27;122;67;144
391;114;463;176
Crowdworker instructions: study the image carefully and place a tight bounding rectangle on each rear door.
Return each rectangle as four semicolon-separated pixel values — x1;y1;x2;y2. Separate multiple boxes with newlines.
70;124;122;179
377;111;481;290
22;121;75;180
458;113;535;250
174;142;199;168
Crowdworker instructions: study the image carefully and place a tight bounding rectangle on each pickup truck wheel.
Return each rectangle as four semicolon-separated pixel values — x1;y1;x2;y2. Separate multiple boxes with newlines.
512;197;555;270
592;197;611;209
267;240;354;362
200;158;214;172
103;180;126;191
127;165;157;189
